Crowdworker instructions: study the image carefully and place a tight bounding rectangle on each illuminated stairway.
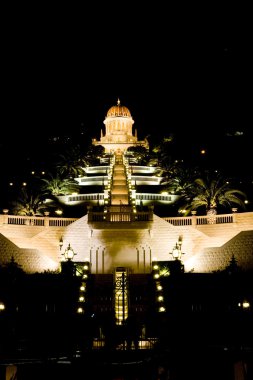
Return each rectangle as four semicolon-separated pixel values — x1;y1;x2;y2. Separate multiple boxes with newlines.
111;152;129;205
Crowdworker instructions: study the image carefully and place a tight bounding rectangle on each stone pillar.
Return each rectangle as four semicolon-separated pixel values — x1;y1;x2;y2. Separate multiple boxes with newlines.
2;209;9;225
44;211;50;227
191;210;197;227
232;208;238;223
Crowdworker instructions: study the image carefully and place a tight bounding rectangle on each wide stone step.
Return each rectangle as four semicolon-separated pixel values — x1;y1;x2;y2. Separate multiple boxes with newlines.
114;172;125;176
113;180;127;185
111;190;128;195
113;178;126;182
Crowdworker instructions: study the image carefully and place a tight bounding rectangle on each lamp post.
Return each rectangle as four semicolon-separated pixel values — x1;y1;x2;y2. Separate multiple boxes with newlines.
61;243;76;276
63;243;76;261
170;242;182;261
59;237;63;251
169;239;185;274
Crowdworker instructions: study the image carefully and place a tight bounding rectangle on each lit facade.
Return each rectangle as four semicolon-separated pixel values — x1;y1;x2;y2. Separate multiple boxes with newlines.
92;99;149;153
1;100;253;276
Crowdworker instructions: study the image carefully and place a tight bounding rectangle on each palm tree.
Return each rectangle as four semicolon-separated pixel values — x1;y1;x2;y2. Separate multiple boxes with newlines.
56;145;87;178
152;136;174;168
162;163;200;193
40;174;80;196
11;188;47;216
179;172;246;216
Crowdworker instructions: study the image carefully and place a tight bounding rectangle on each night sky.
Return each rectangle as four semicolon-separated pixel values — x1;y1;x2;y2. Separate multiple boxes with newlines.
0;4;252;180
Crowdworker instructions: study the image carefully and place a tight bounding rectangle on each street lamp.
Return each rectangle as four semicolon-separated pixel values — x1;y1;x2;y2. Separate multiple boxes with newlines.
63;243;76;261
169;237;185;274
170;242;183;261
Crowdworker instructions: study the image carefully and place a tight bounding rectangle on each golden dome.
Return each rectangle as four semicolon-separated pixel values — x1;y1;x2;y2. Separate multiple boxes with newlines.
107;99;131;118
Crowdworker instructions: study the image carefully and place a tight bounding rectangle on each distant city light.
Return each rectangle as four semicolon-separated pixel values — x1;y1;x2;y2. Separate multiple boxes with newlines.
238;300;250;309
0;302;5;311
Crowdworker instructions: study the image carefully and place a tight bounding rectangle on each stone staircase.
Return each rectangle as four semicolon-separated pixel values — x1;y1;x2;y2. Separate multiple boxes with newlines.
111;153;129;205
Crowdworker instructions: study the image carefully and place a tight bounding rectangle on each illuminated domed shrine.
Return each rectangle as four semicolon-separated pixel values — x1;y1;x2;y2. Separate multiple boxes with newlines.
92;99;149;153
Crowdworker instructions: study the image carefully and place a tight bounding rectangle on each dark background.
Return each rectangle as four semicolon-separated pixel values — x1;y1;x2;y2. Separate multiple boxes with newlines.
0;4;252;198
1;5;252;139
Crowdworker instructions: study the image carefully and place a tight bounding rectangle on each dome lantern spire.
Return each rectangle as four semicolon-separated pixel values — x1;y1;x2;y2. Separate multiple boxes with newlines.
117;98;120;106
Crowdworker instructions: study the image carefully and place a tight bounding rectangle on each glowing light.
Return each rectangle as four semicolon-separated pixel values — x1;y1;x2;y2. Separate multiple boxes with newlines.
62;243;76;261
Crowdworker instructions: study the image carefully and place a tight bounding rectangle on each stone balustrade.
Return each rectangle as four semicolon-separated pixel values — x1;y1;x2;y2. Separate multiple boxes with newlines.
0;210;245;227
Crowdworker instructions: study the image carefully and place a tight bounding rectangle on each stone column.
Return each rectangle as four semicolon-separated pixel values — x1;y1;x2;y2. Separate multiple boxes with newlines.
191;210;197;227
2;209;9;225
232;208;238;223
